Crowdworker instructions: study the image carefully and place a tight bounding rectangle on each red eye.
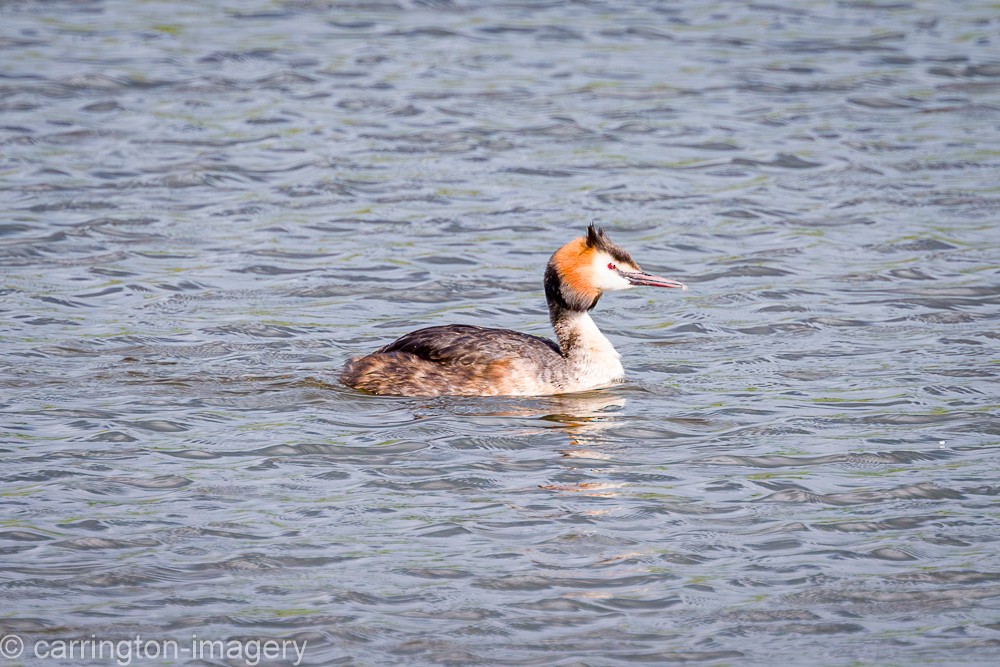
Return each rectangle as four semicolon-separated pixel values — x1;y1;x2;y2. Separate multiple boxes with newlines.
608;263;616;270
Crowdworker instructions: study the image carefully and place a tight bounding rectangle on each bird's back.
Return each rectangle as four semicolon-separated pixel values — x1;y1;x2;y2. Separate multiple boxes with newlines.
340;324;566;396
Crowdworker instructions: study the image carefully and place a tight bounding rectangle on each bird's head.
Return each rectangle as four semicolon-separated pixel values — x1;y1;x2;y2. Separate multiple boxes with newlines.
545;224;686;312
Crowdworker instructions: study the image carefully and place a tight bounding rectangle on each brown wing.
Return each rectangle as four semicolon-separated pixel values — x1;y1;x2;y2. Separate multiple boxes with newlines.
376;324;562;366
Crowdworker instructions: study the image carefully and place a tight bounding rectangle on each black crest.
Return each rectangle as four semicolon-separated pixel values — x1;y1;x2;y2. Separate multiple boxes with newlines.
584;223;636;267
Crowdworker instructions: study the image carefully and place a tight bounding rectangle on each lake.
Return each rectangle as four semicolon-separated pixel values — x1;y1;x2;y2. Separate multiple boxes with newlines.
1;0;998;665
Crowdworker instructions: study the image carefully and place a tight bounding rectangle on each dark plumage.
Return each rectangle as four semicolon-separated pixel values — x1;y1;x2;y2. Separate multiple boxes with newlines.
377;324;561;361
585;224;636;266
340;324;564;397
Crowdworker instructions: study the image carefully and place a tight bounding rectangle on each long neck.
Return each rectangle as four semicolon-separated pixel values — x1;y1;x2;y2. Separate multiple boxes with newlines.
551;308;618;358
544;264;621;369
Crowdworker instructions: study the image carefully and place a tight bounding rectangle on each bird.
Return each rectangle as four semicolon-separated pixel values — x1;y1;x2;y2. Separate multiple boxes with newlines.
340;224;686;397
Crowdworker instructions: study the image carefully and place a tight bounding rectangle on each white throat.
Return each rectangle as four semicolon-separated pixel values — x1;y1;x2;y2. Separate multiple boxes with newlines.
555;310;625;392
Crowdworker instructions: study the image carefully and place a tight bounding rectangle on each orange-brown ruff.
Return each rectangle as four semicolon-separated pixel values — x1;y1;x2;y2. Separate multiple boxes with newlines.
340;225;686;396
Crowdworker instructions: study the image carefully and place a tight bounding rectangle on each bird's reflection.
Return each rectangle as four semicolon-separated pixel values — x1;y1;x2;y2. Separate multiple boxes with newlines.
431;388;623;424
426;388;628;469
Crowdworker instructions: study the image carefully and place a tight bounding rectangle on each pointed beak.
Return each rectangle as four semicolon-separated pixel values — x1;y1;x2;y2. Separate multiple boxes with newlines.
621;270;687;290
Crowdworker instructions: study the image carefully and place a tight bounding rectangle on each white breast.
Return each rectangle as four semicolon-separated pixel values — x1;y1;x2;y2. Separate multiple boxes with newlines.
559;311;625;392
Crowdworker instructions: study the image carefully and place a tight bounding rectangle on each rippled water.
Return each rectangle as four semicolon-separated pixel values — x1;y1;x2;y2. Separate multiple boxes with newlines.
2;0;999;665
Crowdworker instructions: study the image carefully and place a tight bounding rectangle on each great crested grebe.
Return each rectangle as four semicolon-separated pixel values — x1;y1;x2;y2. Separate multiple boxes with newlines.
340;224;686;397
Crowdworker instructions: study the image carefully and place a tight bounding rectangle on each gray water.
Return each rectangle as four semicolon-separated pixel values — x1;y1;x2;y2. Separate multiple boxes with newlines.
2;1;999;665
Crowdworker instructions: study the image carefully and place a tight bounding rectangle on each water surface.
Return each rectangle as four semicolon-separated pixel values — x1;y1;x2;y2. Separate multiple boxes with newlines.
2;0;999;665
